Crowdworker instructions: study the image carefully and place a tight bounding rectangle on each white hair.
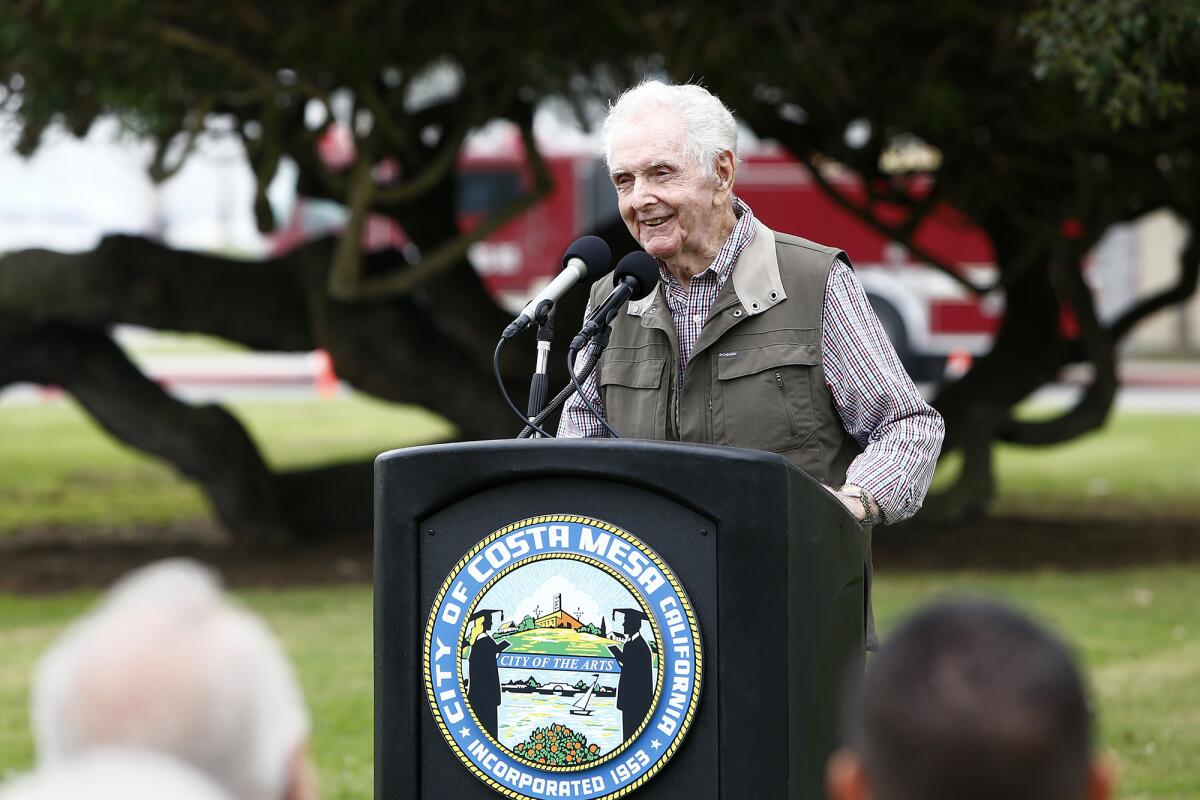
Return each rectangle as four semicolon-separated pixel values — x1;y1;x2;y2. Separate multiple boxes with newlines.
601;79;739;177
31;560;310;800
0;748;231;800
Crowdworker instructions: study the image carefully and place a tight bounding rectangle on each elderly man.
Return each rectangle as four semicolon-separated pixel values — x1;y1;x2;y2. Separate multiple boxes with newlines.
560;80;944;530
31;560;317;800
826;601;1114;800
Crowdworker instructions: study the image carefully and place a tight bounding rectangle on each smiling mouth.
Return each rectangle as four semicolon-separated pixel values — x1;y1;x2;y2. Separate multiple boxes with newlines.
641;216;671;228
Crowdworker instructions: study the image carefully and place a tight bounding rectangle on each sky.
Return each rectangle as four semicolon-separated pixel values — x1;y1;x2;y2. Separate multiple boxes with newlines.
0;111;293;256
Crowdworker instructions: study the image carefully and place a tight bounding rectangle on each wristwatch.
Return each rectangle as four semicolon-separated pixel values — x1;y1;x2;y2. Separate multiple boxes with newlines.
839;484;883;526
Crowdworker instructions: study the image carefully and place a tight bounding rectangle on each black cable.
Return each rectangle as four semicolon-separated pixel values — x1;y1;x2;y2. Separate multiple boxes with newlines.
517;343;603;438
493;338;553;438
567;343;621;438
524;312;554;435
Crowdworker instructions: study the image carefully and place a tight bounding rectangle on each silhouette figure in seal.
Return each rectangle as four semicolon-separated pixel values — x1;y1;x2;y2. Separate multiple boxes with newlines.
465;608;510;739
608;608;653;741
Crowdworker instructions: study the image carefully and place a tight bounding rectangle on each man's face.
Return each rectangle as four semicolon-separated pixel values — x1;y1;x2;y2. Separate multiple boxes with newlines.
608;111;730;266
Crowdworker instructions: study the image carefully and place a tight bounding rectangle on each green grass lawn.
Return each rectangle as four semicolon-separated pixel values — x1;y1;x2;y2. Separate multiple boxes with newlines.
933;410;1200;521
1;391;1198;795
989;411;1200;520
1;571;1197;799
2;395;1198;534
0;394;452;533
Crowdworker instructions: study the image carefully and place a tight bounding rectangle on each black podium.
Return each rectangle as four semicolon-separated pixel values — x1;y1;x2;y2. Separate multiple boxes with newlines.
375;438;866;800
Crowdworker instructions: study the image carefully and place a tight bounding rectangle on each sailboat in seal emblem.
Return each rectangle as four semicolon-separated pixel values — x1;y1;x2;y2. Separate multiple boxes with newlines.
569;674;601;717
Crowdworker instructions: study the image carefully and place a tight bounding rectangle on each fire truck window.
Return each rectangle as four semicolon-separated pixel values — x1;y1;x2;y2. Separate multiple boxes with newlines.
456;171;521;215
580;160;621;231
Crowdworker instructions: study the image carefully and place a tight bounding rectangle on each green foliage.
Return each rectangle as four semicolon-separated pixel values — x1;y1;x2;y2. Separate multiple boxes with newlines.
0;1;608;200
525;676;540;689
1022;0;1200;127
518;614;536;631
578;623;602;636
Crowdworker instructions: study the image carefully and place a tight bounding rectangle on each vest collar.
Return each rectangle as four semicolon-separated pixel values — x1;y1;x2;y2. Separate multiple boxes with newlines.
625;219;786;318
626;283;661;317
730;220;787;315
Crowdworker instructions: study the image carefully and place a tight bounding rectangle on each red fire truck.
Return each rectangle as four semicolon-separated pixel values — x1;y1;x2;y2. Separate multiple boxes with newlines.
273;125;1002;381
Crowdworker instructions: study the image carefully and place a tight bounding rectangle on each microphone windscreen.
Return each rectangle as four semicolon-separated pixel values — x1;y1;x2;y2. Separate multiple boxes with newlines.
613;252;660;300
562;235;612;281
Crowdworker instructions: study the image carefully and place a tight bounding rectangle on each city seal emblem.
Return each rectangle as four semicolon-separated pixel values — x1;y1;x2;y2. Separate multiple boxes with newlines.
424;515;703;799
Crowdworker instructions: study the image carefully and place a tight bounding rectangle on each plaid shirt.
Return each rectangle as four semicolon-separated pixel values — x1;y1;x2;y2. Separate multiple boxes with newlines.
559;198;945;524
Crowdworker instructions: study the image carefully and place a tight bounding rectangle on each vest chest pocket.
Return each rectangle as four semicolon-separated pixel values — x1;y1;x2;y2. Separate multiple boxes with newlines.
714;342;819;452
598;357;668;440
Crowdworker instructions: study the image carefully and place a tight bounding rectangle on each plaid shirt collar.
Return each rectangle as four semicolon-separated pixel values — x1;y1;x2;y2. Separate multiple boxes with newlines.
656;196;756;289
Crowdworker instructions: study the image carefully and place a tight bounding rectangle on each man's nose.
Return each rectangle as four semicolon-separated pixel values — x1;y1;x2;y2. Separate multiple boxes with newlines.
630;176;656;209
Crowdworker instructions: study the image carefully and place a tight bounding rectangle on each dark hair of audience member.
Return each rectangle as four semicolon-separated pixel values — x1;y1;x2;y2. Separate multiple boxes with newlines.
848;601;1094;800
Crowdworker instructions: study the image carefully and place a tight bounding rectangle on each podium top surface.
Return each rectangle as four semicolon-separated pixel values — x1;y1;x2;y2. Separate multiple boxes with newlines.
375;438;842;526
378;437;794;470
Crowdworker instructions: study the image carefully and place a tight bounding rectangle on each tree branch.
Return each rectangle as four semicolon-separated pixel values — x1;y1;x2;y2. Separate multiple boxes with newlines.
0;235;322;351
154;23;331;103
0;323;290;545
796;153;989;295
999;241;1117;445
148;97;214;183
328;156;373;299
1109;212;1200;342
335;112;554;299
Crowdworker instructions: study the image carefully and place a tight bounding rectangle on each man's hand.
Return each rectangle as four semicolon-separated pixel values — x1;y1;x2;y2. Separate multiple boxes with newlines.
826;484;881;525
833;489;867;522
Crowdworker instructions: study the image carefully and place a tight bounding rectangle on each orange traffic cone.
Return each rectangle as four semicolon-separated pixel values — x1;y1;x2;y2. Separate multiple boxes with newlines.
313;349;340;399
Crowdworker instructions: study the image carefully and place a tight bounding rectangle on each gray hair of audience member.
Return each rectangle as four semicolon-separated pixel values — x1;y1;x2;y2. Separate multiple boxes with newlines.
31;560;311;800
601;79;739;178
842;600;1098;800
0;748;231;800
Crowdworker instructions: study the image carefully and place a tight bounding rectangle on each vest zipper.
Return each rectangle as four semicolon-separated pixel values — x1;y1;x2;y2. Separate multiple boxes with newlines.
776;370;799;437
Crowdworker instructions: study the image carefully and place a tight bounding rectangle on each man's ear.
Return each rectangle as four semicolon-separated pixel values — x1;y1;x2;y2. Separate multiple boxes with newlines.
285;741;319;800
713;149;736;203
826;748;873;800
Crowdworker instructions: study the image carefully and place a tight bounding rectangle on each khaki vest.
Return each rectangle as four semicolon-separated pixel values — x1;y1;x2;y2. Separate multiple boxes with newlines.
586;219;876;647
589;220;863;486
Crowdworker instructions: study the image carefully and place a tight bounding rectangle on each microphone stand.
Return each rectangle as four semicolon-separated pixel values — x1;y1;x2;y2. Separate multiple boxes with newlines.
517;325;612;439
525;309;554;437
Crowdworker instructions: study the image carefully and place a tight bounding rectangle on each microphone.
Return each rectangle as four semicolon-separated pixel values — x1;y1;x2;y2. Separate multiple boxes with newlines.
501;235;611;340
570;251;660;349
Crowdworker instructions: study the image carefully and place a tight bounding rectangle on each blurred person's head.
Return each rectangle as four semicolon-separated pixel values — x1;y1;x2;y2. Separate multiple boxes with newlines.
827;600;1112;800
0;748;231;800
32;560;317;800
602;80;739;272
